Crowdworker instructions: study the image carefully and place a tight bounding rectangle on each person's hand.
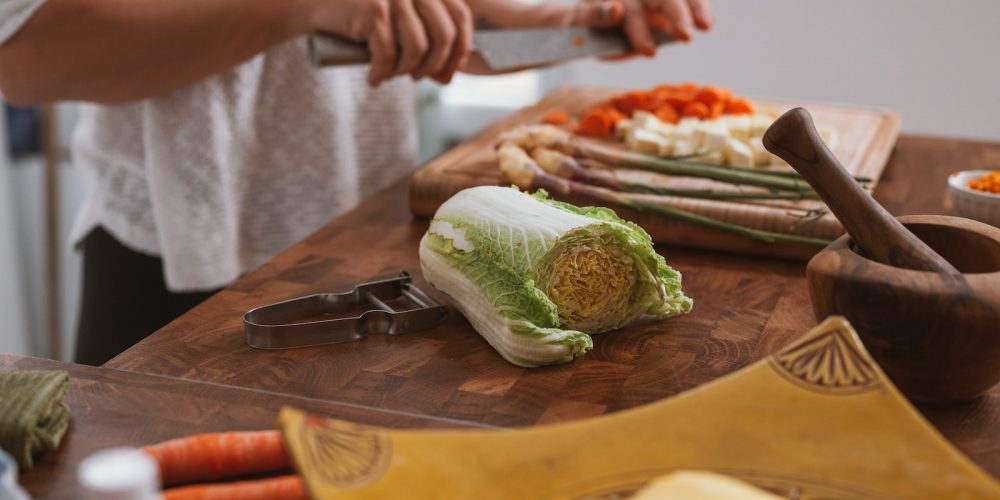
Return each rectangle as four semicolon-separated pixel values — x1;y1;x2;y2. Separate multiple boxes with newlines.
306;0;474;85
464;0;713;62
623;0;714;55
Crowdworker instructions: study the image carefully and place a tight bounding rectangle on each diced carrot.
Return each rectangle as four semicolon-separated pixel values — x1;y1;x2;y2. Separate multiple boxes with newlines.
162;475;306;500
708;101;725;119
695;86;730;106
655;106;680;124
143;431;291;486
574;111;615;138
611;91;649;114
681;101;709;119
677;82;699;92
540;110;571;126
724;97;755;114
663;92;694;109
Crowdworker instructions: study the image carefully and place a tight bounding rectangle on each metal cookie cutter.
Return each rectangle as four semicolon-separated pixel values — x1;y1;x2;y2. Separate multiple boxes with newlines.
244;271;448;349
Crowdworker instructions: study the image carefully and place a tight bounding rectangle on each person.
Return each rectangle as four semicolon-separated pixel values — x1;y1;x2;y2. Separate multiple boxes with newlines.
0;0;713;365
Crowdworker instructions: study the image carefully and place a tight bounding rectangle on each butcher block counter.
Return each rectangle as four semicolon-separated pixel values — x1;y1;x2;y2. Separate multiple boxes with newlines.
6;130;1000;497
87;134;1000;477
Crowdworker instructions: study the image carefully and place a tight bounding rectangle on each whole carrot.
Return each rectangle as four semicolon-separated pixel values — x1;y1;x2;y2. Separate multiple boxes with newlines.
162;474;306;500
143;431;291;486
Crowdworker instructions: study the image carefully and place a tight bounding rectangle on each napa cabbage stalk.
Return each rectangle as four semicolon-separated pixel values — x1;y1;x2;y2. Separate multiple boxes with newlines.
419;186;692;367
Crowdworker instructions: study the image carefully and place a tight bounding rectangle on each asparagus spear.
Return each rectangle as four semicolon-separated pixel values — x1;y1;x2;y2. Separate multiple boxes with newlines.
566;157;819;201
500;143;831;248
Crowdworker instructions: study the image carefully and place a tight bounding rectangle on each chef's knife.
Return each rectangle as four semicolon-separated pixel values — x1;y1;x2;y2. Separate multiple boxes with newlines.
308;27;672;70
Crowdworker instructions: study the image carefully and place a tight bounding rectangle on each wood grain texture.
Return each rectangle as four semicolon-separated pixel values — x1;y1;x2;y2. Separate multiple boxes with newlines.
97;135;1000;478
807;215;1000;402
411;86;901;261
1;355;479;499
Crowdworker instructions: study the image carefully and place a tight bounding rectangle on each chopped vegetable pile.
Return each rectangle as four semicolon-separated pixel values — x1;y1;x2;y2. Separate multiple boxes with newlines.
419;186;692;367
969;171;1000;194
574;83;756;138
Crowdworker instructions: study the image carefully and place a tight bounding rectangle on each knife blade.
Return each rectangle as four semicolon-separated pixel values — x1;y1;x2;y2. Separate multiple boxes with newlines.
308;27;672;70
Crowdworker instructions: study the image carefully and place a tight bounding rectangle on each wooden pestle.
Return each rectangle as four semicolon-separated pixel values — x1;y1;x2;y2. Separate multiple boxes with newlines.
763;108;960;275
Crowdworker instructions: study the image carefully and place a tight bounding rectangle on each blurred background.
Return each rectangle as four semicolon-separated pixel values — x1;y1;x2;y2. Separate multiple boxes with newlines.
2;0;998;359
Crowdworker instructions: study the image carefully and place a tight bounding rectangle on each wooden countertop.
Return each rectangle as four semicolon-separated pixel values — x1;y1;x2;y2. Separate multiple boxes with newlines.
2;355;479;498
94;135;1000;479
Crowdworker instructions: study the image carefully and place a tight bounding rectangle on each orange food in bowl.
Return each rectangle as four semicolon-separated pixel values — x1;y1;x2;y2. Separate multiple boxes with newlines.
969;171;1000;194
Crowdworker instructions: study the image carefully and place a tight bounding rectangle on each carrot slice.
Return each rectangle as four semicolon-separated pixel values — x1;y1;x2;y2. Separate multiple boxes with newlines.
162;475;306;500
708;101;725;119
540;110;571;126
681;101;709;119
695;86;730;106
655;106;680;124
574;111;615;138
724;97;755;114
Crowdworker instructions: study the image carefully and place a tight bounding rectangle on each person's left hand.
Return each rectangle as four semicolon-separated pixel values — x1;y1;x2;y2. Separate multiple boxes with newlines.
463;0;713;62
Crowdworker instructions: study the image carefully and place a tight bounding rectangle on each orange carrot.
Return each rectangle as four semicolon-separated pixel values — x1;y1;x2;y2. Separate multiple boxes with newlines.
695;86;729;106
574;111;615;138
681;101;709;119
162;475;306;500
540;110;571;126
654;106;680;124
708;101;725;119
724;97;755;114
143;431;291;486
611;91;649;114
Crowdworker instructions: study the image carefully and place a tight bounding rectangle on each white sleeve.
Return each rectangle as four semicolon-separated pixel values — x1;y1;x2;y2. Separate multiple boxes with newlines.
0;0;46;45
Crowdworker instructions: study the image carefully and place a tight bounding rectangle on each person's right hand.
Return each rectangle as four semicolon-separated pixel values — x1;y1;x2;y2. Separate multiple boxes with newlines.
306;0;474;86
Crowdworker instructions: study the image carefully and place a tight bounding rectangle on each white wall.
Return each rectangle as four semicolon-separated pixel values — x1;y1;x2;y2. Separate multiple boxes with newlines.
566;0;1000;141
0;108;30;355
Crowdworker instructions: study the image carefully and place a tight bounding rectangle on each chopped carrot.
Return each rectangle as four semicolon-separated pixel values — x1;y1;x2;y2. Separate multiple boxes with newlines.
654;106;680;124
143;431;291;486
681;101;709;119
724;97;755;114
708;101;725;119
969;171;1000;194
574;111;616;138
162;475;306;500
540;110;571;126
571;83;758;137
695;86;730;106
618;91;656;114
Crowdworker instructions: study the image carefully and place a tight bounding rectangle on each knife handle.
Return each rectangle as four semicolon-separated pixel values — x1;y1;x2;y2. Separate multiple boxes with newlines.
308;33;370;67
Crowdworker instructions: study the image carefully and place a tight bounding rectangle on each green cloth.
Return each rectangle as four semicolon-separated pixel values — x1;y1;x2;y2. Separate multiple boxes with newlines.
0;370;70;469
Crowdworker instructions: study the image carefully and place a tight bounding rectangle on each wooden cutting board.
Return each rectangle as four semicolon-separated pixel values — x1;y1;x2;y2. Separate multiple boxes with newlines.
410;85;901;261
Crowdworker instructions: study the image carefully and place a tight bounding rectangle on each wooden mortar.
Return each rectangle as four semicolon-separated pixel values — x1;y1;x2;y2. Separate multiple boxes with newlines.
764;108;1000;402
808;215;1000;401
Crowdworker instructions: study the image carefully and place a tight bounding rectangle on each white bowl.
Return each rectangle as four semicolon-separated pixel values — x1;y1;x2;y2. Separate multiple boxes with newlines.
948;170;1000;228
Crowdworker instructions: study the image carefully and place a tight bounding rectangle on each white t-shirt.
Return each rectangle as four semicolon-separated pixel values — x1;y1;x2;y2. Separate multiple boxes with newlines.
2;1;418;291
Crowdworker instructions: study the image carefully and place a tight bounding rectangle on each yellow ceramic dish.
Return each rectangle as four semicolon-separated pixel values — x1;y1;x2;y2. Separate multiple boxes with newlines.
280;316;1000;499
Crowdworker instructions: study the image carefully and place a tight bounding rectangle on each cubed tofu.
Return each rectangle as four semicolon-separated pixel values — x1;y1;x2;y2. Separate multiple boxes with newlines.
728;115;752;142
629;127;667;155
614;119;634;140
701;123;730;155
658;137;676;157
725;137;754;167
818;125;839;150
748;137;771;167
647;120;675;138
672;138;699;156
631;110;662;129
750;114;773;137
